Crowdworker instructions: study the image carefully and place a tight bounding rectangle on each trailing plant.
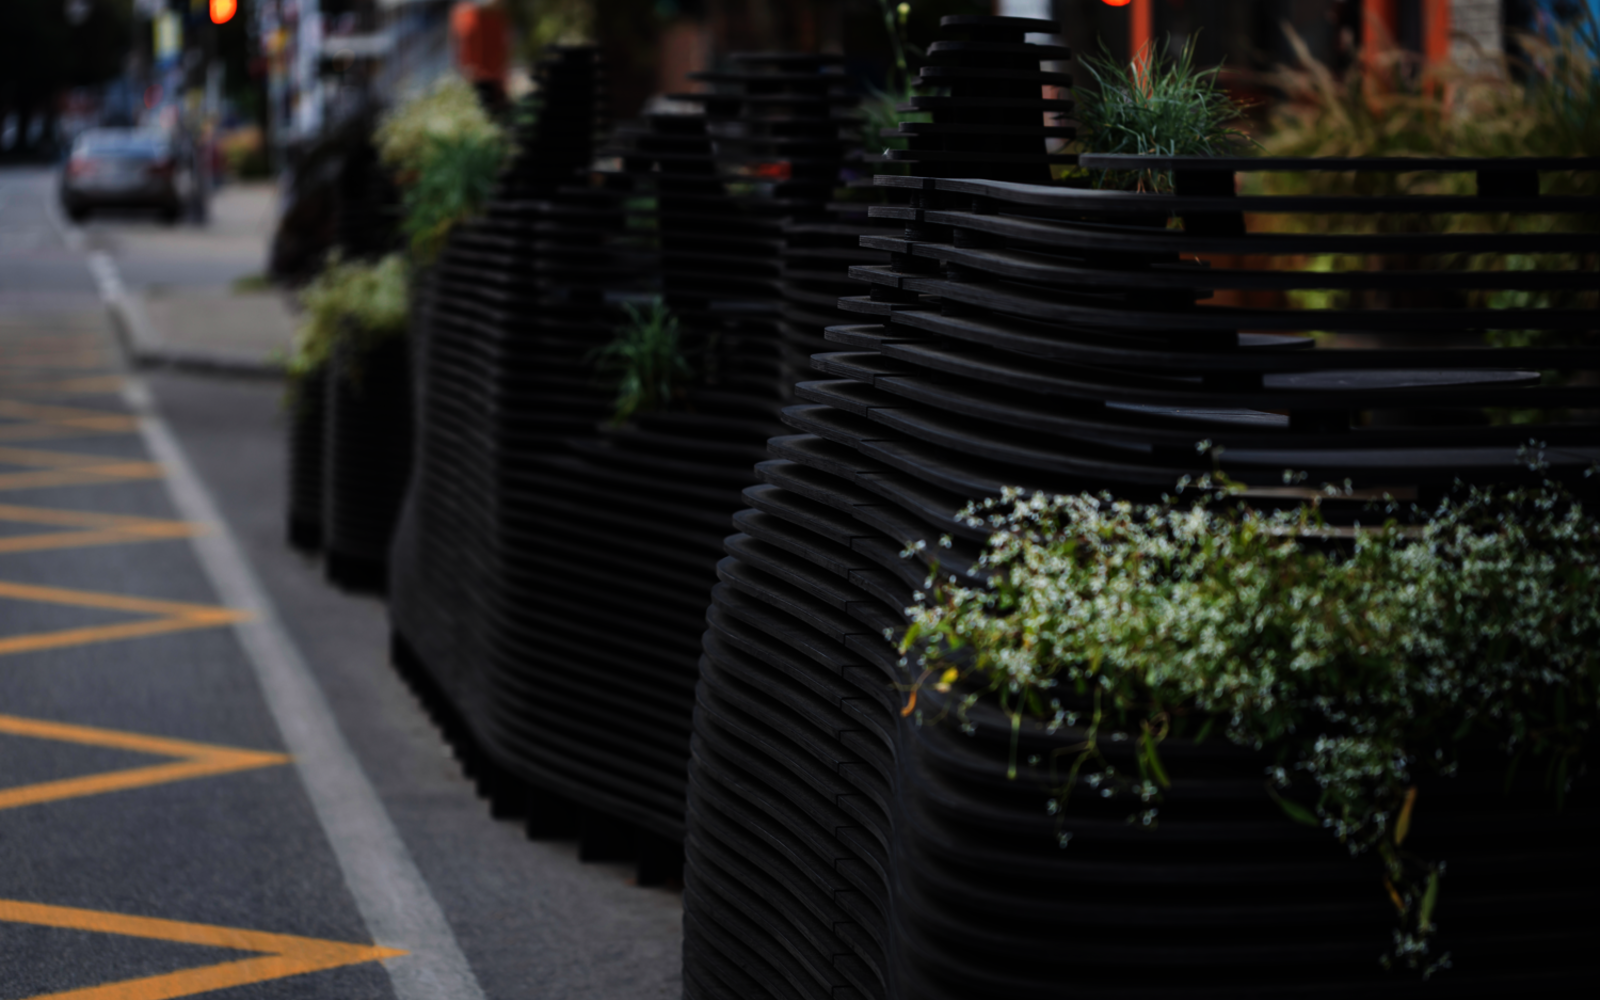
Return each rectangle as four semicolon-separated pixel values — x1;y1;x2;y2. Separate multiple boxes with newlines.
589;300;693;424
899;469;1598;975
374;75;511;262
290;252;409;378
1070;35;1256;192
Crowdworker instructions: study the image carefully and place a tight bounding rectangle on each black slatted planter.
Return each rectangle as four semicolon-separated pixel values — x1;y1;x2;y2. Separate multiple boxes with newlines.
487;53;868;870
285;367;327;551
323;333;412;592
886;696;1596;998
682;12;1600;1000
386;48;632;853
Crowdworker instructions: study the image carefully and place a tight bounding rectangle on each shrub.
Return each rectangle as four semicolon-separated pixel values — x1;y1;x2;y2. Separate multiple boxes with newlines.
1070;35;1255;192
1255;18;1600;210
900;472;1598;974
374;75;504;176
398;132;510;262
290;252;409;377
374;76;511;262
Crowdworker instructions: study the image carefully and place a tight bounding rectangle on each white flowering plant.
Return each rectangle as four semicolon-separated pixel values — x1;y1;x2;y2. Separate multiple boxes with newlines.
374;76;505;178
899;477;1598;974
373;76;511;262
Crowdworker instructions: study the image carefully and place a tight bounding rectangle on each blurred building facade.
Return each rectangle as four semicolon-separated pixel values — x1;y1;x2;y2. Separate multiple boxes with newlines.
253;0;460;163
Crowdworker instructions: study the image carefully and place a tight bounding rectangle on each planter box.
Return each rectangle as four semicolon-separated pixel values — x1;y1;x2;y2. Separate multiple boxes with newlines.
323;333;412;592
681;15;1600;998
286;367;326;551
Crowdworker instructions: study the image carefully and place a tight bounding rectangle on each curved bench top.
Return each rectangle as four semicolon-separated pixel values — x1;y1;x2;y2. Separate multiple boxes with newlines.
1079;154;1600;171
876;175;1599;214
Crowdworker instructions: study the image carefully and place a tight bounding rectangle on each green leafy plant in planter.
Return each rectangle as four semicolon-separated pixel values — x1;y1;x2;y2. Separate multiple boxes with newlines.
589;300;694;425
289;252;410;380
1068;36;1256;193
852;2;931;180
899;469;1598;975
374;76;512;263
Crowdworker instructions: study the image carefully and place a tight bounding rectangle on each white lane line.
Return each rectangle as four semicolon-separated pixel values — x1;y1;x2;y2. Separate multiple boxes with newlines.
89;256;486;1000
88;250;164;358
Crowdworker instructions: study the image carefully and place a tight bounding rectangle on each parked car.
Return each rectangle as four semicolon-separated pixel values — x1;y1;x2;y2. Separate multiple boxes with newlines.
60;128;184;223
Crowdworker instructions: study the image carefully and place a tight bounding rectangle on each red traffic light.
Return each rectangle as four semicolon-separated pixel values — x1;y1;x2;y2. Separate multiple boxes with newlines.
210;0;237;25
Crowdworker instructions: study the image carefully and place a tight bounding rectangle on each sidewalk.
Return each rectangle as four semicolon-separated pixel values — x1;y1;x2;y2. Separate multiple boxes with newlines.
86;182;297;373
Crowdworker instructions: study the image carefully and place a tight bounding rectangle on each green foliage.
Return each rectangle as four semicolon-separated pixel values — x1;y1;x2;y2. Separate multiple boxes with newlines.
901;475;1598;974
506;0;594;52
1071;36;1256;192
590;301;693;424
860;82;912;152
375;76;505;175
858;2;937;178
400;133;510;262
874;0;919;94
375;76;511;262
858;77;933;180
1260;19;1600;179
1257;20;1600;207
290;253;409;377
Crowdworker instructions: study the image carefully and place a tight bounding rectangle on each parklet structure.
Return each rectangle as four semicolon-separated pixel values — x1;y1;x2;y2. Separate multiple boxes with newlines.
292;15;1597;1000
680;13;1599;1000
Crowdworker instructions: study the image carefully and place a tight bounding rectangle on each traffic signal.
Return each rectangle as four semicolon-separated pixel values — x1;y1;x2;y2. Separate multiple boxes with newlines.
210;0;236;24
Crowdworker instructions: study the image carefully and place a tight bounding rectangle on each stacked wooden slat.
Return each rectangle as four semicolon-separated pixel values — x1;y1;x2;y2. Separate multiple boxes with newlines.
387;47;612;798
490;56;864;870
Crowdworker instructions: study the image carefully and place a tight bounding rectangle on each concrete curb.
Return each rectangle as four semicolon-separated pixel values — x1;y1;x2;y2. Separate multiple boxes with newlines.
91;253;286;380
92;246;487;1000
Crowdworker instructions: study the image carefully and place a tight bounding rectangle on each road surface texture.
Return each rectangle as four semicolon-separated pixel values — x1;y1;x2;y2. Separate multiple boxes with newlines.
0;166;682;1000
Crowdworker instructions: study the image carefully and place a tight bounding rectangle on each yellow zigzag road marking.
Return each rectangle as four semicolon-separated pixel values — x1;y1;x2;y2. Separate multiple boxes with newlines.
0;400;137;442
0;899;404;1000
0;715;289;810
0;333;374;999
0;352;112;370
0;503;202;554
0;580;250;657
0;445;162;492
0;375;125;396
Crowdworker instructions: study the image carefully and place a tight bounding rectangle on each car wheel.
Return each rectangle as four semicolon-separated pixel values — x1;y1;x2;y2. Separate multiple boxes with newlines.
160;207;181;226
66;205;89;223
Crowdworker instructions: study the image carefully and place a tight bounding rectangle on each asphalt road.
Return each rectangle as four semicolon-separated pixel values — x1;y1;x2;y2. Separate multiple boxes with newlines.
0;166;682;999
